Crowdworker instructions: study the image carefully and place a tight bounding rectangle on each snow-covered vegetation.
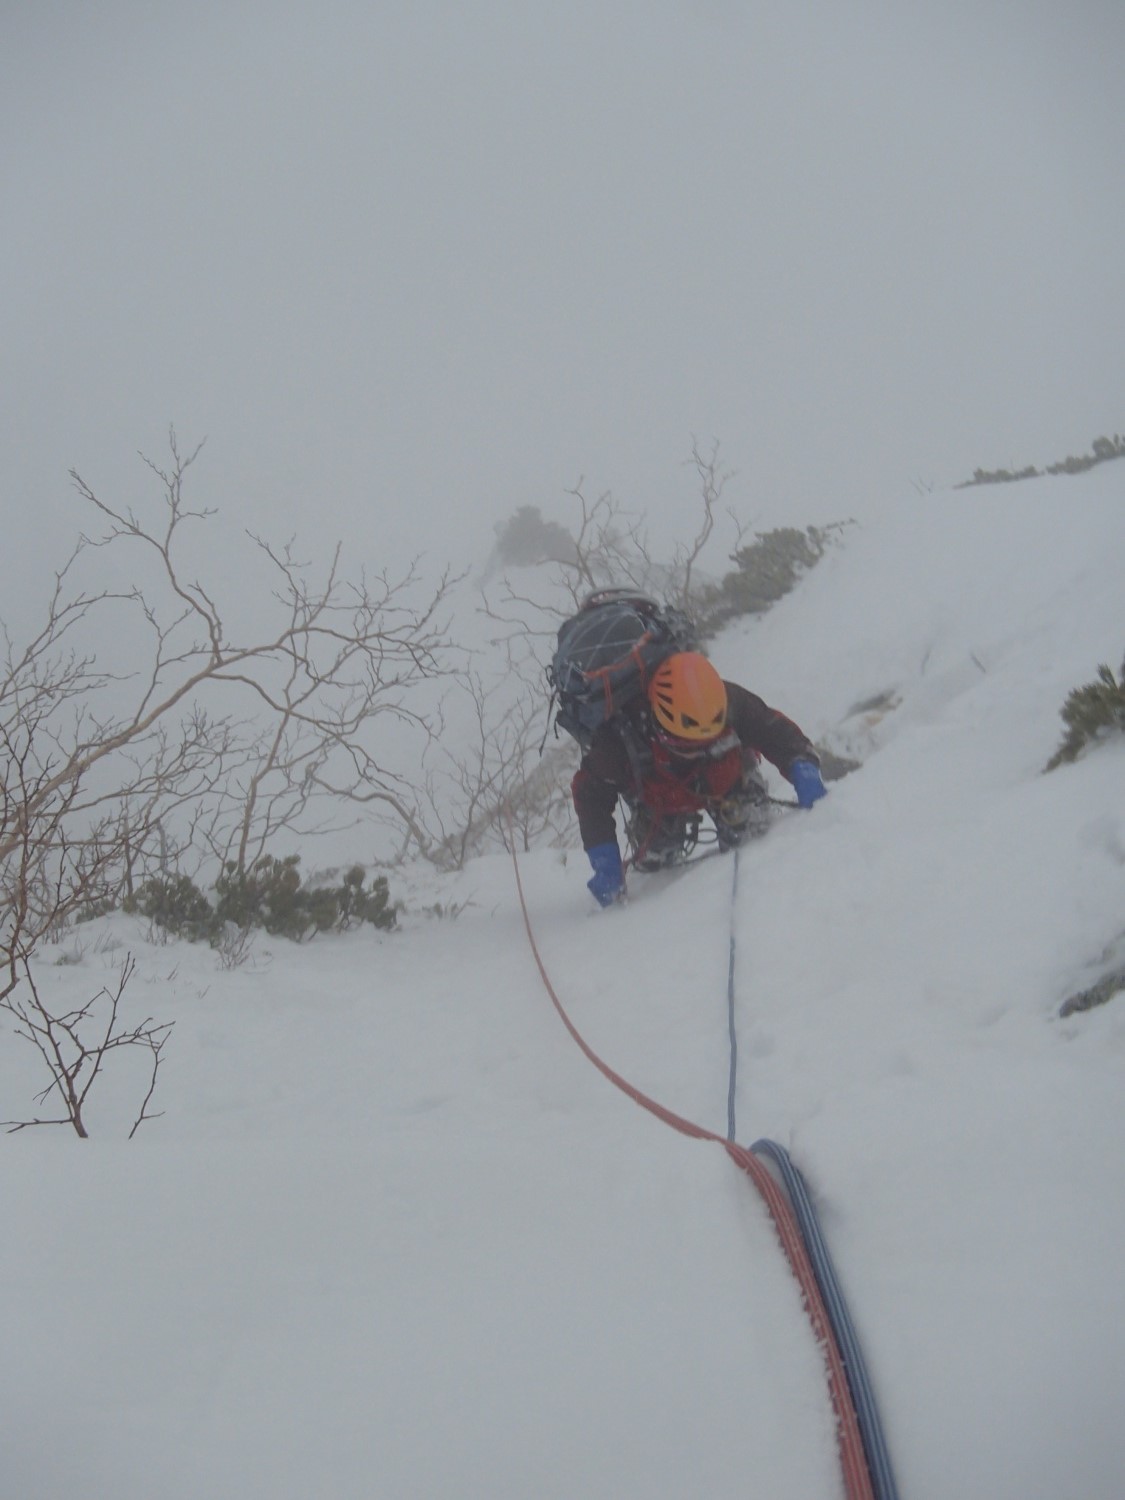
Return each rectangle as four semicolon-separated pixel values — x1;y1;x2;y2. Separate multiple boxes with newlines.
2;461;1124;1498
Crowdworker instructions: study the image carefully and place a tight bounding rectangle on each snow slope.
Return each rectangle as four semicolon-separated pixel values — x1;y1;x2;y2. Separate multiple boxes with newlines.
3;466;1124;1499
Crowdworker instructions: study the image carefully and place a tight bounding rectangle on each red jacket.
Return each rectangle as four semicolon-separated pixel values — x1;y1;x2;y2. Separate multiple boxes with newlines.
571;680;818;851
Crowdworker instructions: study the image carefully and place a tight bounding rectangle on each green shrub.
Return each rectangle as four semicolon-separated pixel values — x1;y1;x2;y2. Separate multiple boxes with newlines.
124;873;218;943
693;526;834;636
332;864;396;930
1045;434;1125;476
1060;965;1125;1017
213;854;303;937
127;857;397;946
213;855;396;941
956;433;1125;488
75;896;120;924
959;465;1040;487
1045;653;1125;770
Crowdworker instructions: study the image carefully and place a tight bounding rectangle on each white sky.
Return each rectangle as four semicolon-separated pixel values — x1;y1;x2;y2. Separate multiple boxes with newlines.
3;0;1124;590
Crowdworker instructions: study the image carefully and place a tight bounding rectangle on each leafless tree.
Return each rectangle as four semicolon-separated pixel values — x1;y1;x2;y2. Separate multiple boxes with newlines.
418;674;578;868
2;430;455;879
1;430;458;1131
1;954;171;1138
672;437;735;615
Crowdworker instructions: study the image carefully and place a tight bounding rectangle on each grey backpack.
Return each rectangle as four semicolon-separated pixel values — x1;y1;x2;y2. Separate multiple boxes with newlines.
548;590;697;750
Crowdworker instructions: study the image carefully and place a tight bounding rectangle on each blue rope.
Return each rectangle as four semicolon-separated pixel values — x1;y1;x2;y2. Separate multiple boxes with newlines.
751;1139;901;1500
720;842;898;1499
725;846;740;1140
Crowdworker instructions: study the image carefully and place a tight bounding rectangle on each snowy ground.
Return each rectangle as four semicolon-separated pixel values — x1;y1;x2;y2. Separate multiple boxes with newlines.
3;466;1124;1499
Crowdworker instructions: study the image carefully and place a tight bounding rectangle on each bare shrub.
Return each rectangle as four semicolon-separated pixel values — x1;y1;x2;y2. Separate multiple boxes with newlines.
1;429;456;1131
1;955;171;1138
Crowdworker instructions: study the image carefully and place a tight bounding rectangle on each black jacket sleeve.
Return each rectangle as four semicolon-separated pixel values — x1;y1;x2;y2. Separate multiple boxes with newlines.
724;681;819;778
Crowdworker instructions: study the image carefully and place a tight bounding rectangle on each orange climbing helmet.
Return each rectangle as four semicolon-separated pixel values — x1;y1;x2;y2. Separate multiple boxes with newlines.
647;652;728;742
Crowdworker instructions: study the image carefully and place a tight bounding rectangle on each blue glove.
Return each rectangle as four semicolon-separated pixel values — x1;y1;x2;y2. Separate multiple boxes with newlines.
586;842;625;907
790;758;827;809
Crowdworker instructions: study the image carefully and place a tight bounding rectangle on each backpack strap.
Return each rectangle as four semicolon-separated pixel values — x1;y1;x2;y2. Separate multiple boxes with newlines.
581;629;656;720
617;708;655;798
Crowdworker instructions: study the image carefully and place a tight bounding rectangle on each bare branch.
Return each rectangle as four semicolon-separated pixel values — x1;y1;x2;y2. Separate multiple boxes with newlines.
2;432;461;1128
1;954;171;1138
674;437;733;613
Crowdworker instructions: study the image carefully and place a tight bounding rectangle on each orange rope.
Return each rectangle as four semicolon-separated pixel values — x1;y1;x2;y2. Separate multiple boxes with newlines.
509;840;874;1500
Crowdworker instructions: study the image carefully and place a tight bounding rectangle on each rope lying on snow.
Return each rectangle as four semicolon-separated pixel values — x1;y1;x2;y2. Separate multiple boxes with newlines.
726;847;741;1141
751;1139;901;1500
508;839;876;1500
723;847;899;1498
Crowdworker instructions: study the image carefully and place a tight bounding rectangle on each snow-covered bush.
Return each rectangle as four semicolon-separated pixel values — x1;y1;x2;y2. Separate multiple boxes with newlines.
126;857;397;945
956;432;1125;488
1044;652;1125;771
692;525;838;637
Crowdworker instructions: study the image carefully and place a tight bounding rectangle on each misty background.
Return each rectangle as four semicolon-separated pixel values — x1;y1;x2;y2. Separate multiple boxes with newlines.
3;0;1123;598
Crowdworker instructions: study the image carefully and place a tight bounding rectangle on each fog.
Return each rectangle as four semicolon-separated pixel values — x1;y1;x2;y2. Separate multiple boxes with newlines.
4;0;1123;599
